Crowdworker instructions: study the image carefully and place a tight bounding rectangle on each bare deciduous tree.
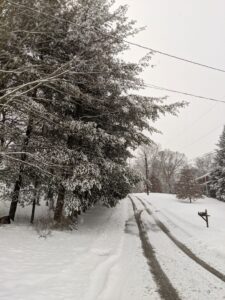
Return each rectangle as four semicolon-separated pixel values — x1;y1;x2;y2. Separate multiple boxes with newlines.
158;150;187;193
194;153;215;177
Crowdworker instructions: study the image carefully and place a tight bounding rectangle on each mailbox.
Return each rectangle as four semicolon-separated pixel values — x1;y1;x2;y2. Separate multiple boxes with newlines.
198;209;210;228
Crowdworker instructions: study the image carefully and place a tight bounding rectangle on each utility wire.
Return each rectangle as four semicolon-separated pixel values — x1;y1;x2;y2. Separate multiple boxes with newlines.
165;103;219;145
144;83;225;104
7;1;225;74
127;41;225;73
188;151;216;163
4;1;225;110
183;124;224;150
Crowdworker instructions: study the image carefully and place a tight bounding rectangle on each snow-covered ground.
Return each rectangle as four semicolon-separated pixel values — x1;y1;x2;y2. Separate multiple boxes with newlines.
0;199;158;300
133;193;225;300
140;193;225;275
1;194;225;300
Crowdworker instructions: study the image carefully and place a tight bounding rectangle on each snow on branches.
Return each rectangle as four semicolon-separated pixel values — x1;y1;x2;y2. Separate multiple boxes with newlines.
0;0;184;224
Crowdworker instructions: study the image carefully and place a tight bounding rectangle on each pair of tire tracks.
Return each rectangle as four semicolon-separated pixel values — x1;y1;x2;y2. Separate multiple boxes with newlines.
135;195;225;284
128;195;181;300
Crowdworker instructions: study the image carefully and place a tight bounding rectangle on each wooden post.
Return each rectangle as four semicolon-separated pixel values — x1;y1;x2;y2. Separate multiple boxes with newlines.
205;209;209;228
198;209;210;228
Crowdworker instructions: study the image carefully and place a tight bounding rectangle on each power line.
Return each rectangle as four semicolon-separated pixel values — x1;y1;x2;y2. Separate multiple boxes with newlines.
165;103;219;145
188;151;216;163
6;2;225;105
183;124;224;150
150;84;225;153
8;1;225;74
144;83;225;104
126;41;225;74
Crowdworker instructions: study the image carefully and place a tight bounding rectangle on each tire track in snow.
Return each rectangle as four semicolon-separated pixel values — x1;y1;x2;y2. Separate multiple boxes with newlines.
83;202;128;300
128;196;181;300
136;196;225;283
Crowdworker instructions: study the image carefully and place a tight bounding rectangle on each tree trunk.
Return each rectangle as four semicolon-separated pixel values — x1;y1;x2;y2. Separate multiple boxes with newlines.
9;173;22;221
36;186;41;206
9;118;33;221
144;152;150;195
47;187;54;210
30;198;36;224
1;110;6;148
54;185;65;223
30;179;39;224
46;169;54;209
36;192;41;206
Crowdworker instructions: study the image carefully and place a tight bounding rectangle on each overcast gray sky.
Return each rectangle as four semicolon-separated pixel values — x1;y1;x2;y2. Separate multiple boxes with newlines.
115;0;225;161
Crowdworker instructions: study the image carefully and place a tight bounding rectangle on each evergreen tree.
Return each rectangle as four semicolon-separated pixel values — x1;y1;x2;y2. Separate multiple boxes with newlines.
209;126;225;201
176;167;203;203
0;0;185;223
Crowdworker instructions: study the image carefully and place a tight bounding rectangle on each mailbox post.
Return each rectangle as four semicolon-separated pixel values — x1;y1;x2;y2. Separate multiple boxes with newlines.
198;209;210;228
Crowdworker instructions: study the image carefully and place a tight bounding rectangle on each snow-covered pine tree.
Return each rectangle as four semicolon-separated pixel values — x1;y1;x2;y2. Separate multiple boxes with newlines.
1;0;185;223
209;126;225;201
176;167;203;203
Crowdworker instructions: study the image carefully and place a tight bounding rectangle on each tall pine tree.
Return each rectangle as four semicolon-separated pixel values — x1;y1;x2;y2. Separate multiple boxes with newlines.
0;0;185;223
209;126;225;201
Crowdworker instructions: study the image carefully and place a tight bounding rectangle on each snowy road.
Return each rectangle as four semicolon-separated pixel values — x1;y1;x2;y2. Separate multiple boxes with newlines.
1;194;225;300
130;193;225;300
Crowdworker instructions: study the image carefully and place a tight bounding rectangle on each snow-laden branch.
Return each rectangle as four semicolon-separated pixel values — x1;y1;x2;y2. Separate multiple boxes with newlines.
0;69;70;104
0;151;70;170
2;154;53;177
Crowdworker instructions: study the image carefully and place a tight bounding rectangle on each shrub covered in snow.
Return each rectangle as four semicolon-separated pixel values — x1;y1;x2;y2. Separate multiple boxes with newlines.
176;167;203;203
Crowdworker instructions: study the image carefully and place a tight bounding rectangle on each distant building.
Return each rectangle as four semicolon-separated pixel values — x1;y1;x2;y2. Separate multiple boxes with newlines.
196;172;216;198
